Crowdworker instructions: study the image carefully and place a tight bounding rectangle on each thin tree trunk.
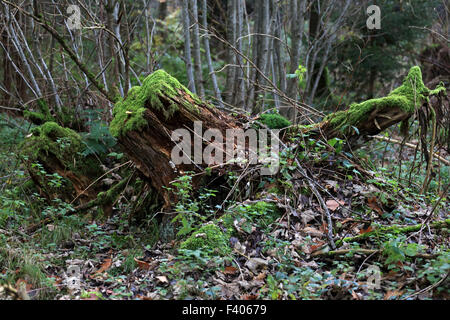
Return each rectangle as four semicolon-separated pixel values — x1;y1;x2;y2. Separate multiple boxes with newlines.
191;0;205;98
105;0;121;95
181;0;196;93
224;0;237;105
251;0;271;115
283;0;305;119
201;0;224;108
158;0;168;20
234;0;245;109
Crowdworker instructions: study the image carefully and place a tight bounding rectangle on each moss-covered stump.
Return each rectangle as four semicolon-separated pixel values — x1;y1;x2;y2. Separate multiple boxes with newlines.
109;69;239;207
318;66;446;145
20;122;102;203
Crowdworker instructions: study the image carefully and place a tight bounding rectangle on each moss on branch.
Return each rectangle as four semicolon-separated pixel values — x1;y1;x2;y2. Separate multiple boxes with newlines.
324;66;446;134
335;219;450;247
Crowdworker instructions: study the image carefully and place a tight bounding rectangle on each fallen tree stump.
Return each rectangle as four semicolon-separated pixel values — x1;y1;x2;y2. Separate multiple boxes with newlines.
109;70;242;206
20;121;103;204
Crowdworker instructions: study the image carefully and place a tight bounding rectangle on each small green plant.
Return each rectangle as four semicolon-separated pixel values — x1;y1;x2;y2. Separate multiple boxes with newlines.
382;236;422;270
167;172;217;237
286;64;307;90
81;121;117;157
417;251;450;286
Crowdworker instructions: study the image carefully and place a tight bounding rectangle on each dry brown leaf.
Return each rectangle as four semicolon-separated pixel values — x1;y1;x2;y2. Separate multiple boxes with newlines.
367;196;383;215
94;258;112;274
384;290;403;300
245;258;268;274
326;199;345;211
359;225;373;234
134;257;152;270
302;227;324;237
308;241;326;253
223;266;238;275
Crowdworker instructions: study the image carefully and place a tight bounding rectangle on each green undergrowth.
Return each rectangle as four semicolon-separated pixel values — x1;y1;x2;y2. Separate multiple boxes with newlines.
180;201;281;256
23;99;53;125
110;69;202;138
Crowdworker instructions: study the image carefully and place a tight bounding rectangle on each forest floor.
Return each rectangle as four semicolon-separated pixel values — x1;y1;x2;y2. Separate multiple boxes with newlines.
0;127;449;300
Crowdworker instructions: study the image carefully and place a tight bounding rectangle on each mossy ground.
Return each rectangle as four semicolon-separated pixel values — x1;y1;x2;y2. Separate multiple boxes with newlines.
110;69;202;138
179;201;281;257
179;223;231;255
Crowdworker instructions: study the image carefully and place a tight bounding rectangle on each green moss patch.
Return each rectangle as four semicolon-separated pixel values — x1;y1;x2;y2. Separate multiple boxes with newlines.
20;122;100;188
110;69;202;138
23;99;53;125
21;122;83;167
259;113;292;129
180;223;231;256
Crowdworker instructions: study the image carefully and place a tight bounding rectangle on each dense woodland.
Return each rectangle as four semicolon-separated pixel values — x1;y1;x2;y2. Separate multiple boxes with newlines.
0;0;448;300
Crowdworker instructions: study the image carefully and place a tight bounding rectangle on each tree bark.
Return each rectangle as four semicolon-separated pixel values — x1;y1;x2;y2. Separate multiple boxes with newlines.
224;0;237;105
181;0;196;94
110;70;240;207
201;0;224;108
191;0;205;98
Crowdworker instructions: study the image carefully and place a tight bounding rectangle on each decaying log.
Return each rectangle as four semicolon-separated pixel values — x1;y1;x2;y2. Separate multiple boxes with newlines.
20;121;102;203
17;66;446;222
109;70;241;206
310;66;446;146
110;67;446;208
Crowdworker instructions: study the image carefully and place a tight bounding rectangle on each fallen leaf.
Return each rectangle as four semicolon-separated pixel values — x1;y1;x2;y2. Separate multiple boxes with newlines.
384;290;403;300
156;275;168;283
367;197;383;215
326;199;345;211
308;241;326;253
134;257;152;270
351;290;361;300
300;209;318;225
240;294;258;300
222;266;238;275
94;258;112;274
245;258;269;274
359;225;373;234
302;227;324;237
